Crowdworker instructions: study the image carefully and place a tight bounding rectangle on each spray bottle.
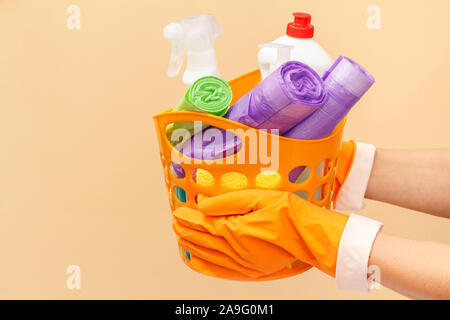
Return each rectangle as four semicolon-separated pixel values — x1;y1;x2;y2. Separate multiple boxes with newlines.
163;14;222;88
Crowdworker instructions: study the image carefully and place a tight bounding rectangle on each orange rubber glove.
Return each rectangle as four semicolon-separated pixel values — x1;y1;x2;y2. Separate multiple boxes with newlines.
172;189;349;280
332;140;356;208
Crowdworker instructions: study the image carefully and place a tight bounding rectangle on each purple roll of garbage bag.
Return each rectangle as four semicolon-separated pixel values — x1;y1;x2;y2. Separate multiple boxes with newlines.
179;127;242;161
286;56;375;182
226;60;327;135
171;127;241;177
176;61;327;161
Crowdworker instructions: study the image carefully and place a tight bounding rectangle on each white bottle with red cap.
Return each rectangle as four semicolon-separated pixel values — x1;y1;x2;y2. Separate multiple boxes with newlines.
258;12;334;79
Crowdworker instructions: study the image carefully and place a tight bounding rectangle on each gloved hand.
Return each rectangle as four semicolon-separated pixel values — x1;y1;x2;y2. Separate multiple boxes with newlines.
173;189;382;290
333;140;376;211
332;140;356;205
193;140;374;211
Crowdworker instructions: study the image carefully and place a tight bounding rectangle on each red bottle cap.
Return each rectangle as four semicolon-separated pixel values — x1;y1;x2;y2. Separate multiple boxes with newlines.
286;12;314;39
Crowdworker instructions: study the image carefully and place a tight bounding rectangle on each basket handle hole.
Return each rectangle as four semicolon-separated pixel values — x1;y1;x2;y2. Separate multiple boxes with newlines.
316;159;332;178
170;162;185;179
289;166;311;184
314;183;332;204
220;172;249;190
192;168;216;187
255;171;281;189
294;190;309;201
174;186;188;203
194;194;208;205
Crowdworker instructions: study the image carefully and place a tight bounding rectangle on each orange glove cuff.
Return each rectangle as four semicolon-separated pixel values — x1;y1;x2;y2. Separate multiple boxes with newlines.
332;140;356;209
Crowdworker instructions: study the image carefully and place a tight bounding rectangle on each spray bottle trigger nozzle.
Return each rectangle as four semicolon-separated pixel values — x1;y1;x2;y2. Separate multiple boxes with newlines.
163;14;222;84
163;23;187;77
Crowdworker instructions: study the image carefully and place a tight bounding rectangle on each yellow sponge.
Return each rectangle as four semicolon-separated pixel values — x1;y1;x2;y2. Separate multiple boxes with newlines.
255;171;281;189
196;193;208;203
195;169;215;187
196;169;281;190
220;172;249;190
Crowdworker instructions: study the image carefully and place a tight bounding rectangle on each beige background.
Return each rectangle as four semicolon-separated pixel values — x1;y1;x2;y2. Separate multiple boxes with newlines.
1;0;449;299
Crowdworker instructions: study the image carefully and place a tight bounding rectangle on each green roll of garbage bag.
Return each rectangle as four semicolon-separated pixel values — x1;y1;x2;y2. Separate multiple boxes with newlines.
166;76;233;138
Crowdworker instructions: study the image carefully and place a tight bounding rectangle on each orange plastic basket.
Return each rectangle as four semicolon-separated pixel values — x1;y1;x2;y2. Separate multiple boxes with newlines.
154;70;346;280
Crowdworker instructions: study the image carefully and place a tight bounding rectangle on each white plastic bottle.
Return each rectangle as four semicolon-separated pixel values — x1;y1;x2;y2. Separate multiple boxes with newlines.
258;12;334;79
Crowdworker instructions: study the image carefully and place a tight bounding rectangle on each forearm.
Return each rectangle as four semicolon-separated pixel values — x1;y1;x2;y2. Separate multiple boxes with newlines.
365;149;450;218
368;232;450;299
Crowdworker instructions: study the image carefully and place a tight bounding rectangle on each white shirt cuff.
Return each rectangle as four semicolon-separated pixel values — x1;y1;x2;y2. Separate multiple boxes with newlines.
335;214;383;292
335;142;376;211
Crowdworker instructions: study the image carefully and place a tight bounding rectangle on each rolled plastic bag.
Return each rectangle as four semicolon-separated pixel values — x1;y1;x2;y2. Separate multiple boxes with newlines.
286;56;375;182
166;76;232;135
170;126;241;179
176;61;327;162
175;76;232;115
226;60;327;135
179;126;242;161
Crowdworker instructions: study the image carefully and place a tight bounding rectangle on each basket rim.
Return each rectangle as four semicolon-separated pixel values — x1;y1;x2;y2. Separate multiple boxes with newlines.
153;110;346;144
